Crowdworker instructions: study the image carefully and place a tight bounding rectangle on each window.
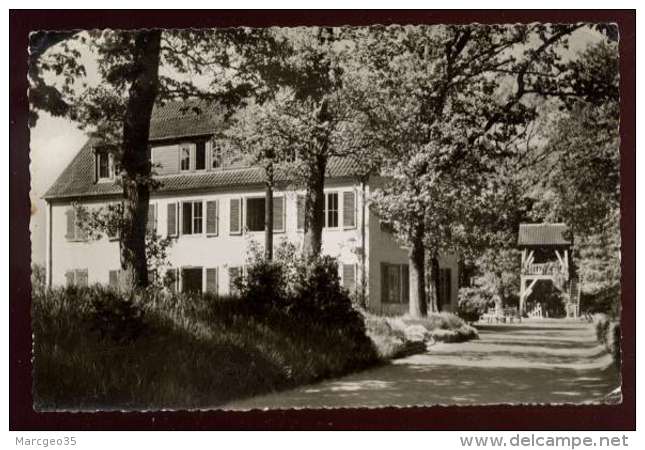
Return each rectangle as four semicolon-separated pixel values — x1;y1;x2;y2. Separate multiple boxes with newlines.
381;263;410;304
180;145;191;171
246;197;265;232
325;192;339;228
343;191;356;228
109;270;120;289
65;269;88;287
182;267;203;294
195;142;206;170
206;200;219;235
437;268;452;310
273;196;285;232
343;264;357;292
211;144;222;169
65;208;88;241
206;268;218;295
147;203;157;234
229;198;242;235
167;203;178;237
96;152;112;180
181;201;203;235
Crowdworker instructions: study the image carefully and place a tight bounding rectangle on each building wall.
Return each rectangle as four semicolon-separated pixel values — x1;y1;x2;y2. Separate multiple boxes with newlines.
365;177;460;315
49;177;459;314
49;179;368;296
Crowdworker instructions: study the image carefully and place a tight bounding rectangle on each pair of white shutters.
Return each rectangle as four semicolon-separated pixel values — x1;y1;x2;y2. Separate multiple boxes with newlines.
167;200;219;236
229;197;285;234
296;192;356;230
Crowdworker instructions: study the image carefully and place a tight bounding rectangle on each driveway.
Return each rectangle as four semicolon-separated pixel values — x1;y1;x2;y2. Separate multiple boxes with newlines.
223;320;621;409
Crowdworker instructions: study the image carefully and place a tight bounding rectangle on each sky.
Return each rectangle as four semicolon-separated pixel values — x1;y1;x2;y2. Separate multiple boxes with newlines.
28;25;605;266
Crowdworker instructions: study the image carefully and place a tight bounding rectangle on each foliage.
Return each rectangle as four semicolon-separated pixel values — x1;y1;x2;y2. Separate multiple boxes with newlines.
28;31;84;126
74;202;173;286
580;284;620;318
239;241;365;335
457;287;495;323
525;280;566;318
86;286;148;343
32;286;379;410
527;41;620;296
594;314;621;369
364;311;477;359
31;264;47;297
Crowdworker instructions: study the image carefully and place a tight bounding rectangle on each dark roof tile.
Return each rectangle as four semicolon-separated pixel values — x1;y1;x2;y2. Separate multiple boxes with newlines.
44;138;362;200
518;223;571;247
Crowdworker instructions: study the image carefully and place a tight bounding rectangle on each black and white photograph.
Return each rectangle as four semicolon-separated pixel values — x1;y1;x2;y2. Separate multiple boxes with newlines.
21;13;626;416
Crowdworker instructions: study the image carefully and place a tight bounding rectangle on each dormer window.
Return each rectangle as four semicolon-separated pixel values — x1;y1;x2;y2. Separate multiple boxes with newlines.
211;144;222;169
95;150;114;182
180;145;191;172
195;142;206;170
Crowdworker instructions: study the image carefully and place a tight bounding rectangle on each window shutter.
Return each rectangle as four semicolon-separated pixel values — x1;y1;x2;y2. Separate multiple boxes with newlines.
167;203;177;236
401;265;410;304
381;263;389;304
206;200;218;235
230;198;241;234
273;196;285;231
147;203;157;234
297;195;305;231
65;208;75;240
75;269;88;287
206;268;218;295
343;264;356;291
109;270;119;288
65;270;74;287
343;191;356;228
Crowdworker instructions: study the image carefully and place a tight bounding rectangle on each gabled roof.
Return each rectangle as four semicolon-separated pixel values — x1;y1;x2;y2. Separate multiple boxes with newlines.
149;99;224;141
44;137;363;200
517;223;571;247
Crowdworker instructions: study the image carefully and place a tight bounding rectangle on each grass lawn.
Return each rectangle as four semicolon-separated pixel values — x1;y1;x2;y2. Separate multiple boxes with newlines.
33;287;379;410
365;312;479;359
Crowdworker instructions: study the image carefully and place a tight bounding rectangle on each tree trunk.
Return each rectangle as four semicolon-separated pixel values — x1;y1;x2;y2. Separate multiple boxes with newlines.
119;30;162;290
303;152;326;260
408;224;427;318
429;254;440;313
264;162;274;261
359;179;367;309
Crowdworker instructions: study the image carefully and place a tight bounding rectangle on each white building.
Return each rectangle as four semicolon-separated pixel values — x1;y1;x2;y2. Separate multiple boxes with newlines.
43;101;458;315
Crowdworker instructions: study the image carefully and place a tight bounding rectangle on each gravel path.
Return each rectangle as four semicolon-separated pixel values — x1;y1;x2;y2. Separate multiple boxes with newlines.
223;319;621;409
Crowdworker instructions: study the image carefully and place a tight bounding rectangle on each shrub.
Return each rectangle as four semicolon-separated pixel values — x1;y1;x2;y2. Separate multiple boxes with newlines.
31;264;46;297
237;259;288;310
608;322;621;370
88;287;147;343
364;312;478;360
33;285;379;410
595;315;610;344
457;287;494;323
581;284;620;318
594;314;621;369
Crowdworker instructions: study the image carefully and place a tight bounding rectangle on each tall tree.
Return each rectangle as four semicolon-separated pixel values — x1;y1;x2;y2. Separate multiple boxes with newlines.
527;41;620;294
35;30;164;289
359;24;582;316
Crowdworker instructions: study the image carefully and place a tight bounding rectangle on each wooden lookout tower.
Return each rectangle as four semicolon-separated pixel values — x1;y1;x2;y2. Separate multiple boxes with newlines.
517;223;580;318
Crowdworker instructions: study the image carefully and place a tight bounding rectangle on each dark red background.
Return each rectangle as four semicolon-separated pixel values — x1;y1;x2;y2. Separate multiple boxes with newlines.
9;9;636;431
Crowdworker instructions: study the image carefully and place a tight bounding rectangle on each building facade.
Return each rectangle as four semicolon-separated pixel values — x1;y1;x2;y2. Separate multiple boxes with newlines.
43;101;459;315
